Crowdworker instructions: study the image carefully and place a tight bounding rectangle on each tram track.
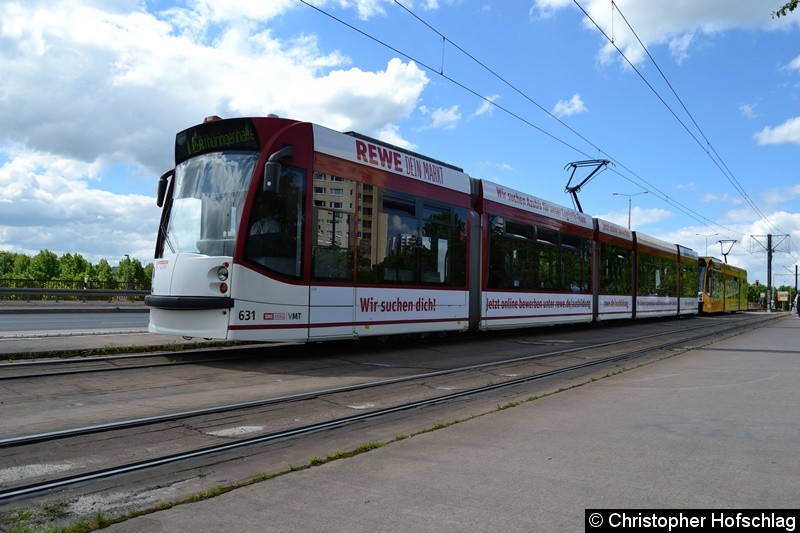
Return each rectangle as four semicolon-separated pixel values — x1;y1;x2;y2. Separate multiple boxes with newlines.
0;329;147;340
0;313;779;504
0;343;291;380
0;313;762;443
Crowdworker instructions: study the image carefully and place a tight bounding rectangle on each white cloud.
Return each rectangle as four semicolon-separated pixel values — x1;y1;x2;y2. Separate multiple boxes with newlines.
0;0;427;162
702;192;742;204
551;93;587;118
419;105;462;130
530;0;572;19
533;0;784;66
754;116;800;145
0;144;158;262
668;33;694;64
0;1;432;261
373;124;416;150
472;94;500;118
761;184;800;206
598;207;673;230
739;103;758;119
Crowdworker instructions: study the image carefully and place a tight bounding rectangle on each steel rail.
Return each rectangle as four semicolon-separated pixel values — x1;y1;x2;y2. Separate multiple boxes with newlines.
0;314;778;502
0;344;285;381
0;315;774;448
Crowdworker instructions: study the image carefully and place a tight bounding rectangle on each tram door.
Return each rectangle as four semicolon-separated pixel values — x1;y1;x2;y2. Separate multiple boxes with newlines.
308;203;357;340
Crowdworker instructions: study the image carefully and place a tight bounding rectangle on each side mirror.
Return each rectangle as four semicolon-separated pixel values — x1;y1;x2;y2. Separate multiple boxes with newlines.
263;145;294;193
156;169;174;207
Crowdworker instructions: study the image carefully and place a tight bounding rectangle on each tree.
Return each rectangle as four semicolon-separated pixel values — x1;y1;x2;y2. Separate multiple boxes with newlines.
29;250;60;280
94;259;115;283
747;282;765;306
116;256;148;285
143;262;154;283
59;252;92;281
0;251;14;278
12;254;31;279
0;250;152;286
774;0;799;17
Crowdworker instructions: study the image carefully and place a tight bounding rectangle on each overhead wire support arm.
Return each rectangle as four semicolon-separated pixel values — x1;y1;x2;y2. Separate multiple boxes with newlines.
564;159;612;213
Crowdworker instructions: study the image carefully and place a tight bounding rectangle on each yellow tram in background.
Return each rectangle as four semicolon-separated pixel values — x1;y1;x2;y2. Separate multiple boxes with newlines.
698;256;748;313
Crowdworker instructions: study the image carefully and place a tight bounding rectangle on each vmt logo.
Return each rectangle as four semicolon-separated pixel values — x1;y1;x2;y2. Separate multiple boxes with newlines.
263;312;303;321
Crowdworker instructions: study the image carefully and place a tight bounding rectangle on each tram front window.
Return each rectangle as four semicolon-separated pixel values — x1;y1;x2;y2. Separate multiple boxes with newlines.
244;165;306;278
160;152;257;258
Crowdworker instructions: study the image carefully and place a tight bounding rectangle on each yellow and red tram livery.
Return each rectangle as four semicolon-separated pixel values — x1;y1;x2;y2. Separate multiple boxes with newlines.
697;256;747;313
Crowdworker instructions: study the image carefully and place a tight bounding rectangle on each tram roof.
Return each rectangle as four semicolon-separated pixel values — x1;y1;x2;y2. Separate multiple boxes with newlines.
635;231;678;255
480;180;593;230
595;218;633;241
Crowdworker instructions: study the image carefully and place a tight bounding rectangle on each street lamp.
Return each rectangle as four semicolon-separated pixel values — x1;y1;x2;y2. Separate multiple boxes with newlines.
123;254;130;292
695;232;718;256
612;191;648;229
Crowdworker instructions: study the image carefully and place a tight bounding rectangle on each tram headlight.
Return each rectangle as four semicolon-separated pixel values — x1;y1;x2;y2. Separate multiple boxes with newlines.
217;265;229;282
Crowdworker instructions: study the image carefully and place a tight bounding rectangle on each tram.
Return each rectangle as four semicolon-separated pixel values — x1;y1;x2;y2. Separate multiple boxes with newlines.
697;257;748;313
145;115;701;342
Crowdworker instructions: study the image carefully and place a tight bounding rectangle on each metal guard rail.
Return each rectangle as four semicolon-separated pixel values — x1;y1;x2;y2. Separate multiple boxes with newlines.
0;288;150;300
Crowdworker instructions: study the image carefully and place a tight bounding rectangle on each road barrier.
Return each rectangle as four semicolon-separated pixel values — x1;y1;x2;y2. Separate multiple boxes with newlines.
0;288;150;302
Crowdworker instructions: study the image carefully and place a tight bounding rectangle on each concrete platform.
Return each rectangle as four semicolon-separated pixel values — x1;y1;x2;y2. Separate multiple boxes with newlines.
103;314;799;531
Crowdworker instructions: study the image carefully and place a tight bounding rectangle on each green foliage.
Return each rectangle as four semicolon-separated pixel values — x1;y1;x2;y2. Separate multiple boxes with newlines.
774;0;799;18
59;252;93;280
95;258;115;282
29;250;60;279
0;249;152;285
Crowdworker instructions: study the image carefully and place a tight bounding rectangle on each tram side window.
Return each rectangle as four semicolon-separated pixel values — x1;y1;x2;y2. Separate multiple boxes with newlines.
486;217;589;292
488;217;536;290
711;268;723;299
561;233;590;292
421;203;455;284
698;263;709;295
725;275;739;301
244;166;305;277
601;243;632;294
637;253;677;297
681;263;698;298
507;221;536;289
637;254;657;295
357;191;466;286
487;216;505;288
311;172;356;282
376;194;418;283
661;258;677;296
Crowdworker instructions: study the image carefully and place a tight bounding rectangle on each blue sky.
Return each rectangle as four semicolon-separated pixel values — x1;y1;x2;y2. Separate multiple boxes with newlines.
1;0;799;286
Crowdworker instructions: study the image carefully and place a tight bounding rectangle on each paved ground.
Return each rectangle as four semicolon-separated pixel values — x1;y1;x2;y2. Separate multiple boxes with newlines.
0;300;207;355
100;313;798;532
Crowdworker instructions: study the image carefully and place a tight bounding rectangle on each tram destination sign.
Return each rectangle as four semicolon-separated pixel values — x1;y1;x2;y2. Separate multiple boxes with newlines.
175;119;259;164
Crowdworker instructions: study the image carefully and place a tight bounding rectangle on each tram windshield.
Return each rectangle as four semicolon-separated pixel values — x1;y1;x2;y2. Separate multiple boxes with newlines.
159;151;258;257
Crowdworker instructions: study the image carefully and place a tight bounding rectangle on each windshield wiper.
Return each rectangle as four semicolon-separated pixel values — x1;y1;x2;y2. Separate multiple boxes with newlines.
161;223;176;254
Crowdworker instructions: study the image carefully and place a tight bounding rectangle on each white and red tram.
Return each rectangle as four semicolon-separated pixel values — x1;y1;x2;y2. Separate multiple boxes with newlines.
594;218;635;321
146;116;699;342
